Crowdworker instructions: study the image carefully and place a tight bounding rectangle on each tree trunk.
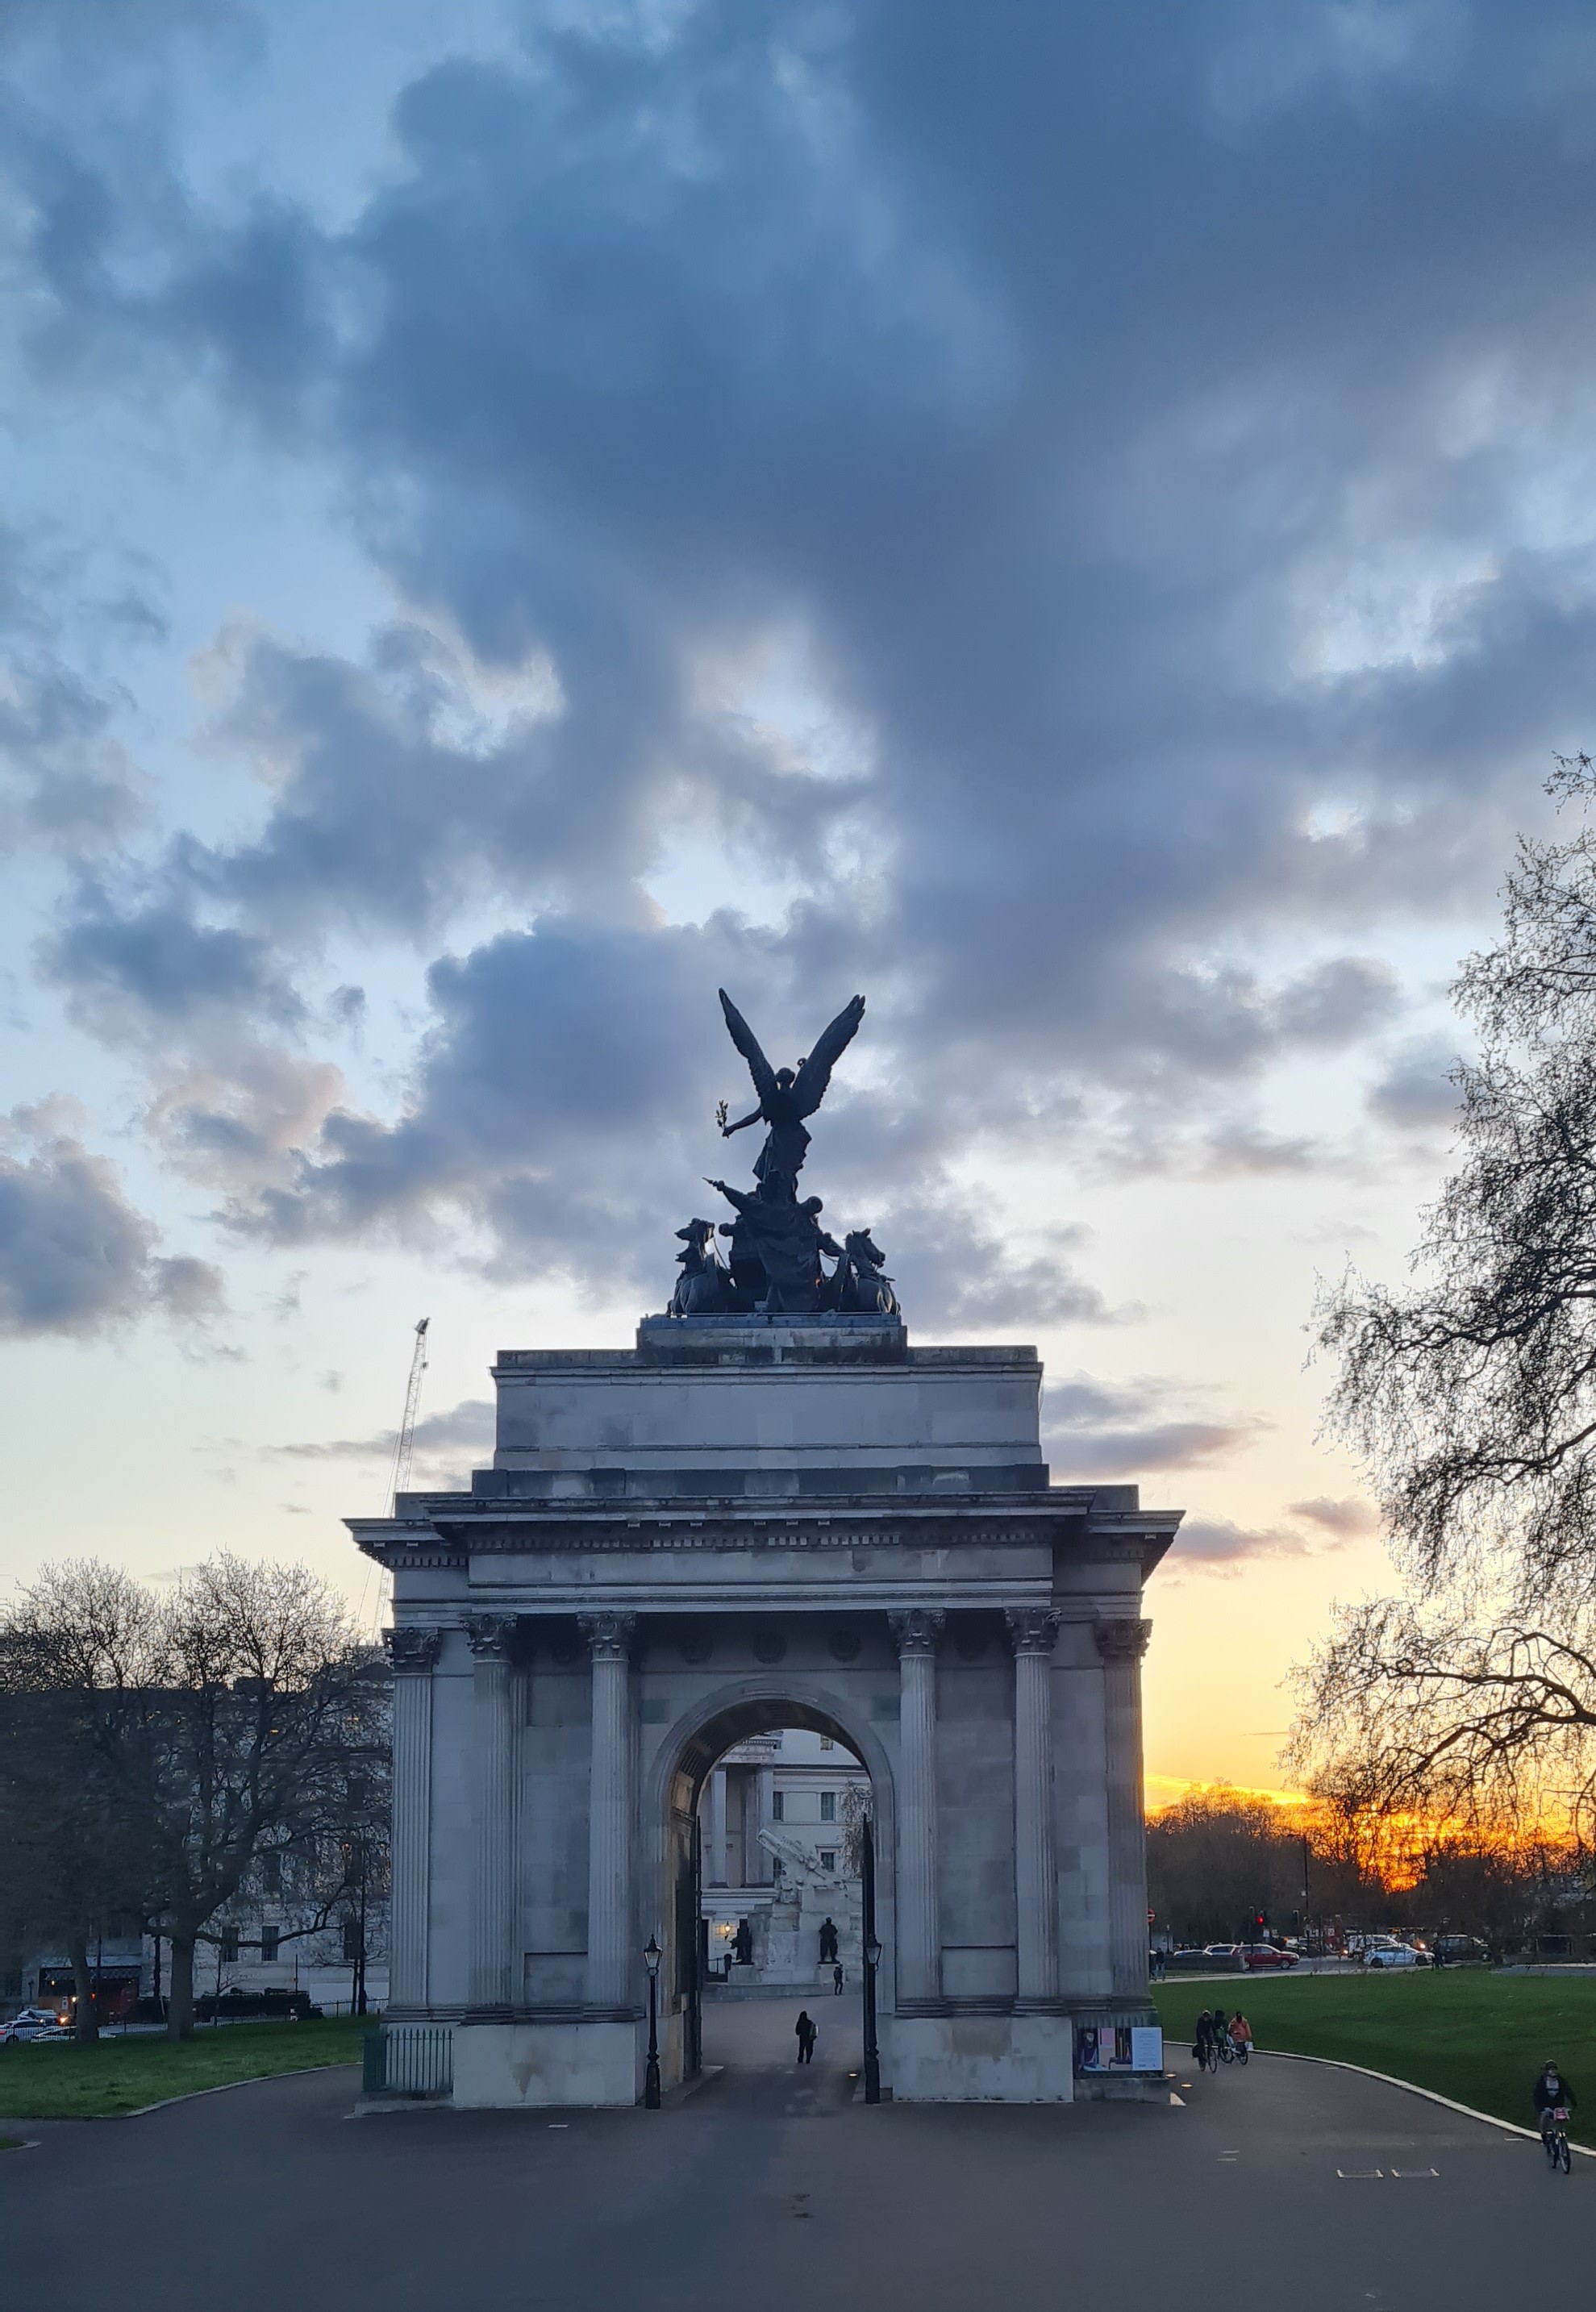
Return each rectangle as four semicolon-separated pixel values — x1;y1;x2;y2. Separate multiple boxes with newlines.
166;1932;196;2040
68;1931;99;2044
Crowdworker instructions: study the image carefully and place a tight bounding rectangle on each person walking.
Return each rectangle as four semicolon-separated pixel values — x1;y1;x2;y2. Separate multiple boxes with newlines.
832;1961;844;1995
796;2010;818;2065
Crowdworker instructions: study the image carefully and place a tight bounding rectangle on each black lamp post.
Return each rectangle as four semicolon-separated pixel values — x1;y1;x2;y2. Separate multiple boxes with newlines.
862;1931;882;2105
644;1934;662;2109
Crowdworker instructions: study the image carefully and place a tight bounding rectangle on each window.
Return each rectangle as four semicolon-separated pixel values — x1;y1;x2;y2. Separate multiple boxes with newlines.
820;1790;836;1823
341;1920;360;1964
260;1928;280;1963
819;1851;836;1873
771;1790;785;1821
261;1852;282;1895
219;1931;239;1964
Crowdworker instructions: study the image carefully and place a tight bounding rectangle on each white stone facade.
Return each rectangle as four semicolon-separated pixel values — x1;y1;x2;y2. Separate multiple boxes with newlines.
350;1312;1178;2106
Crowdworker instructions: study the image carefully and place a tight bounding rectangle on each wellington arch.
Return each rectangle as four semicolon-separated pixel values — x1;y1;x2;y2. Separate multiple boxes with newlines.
349;991;1183;2107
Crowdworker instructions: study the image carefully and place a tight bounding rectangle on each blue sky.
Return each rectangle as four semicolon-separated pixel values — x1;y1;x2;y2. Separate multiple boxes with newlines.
3;0;1594;1792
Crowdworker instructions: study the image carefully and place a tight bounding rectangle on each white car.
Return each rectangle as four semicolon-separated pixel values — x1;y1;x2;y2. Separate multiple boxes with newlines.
2;2006;69;2042
1363;1941;1425;1969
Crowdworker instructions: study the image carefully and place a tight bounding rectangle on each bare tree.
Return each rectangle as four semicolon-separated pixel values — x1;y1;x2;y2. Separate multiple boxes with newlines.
1;1556;389;2039
1302;757;1596;1821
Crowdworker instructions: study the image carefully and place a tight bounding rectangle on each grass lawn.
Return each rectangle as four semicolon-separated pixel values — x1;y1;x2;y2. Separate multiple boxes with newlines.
0;2017;370;2121
1153;1972;1596;2144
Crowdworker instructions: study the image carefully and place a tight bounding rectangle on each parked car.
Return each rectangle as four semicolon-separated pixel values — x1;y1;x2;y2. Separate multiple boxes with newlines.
2;2006;69;2043
1363;1939;1427;1968
1167;1947;1218;1970
1434;1934;1486;1964
1241;1943;1300;1969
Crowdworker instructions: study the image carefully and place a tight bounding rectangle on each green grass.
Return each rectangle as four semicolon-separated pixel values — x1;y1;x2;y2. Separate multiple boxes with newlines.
1153;1972;1596;2143
0;2017;370;2120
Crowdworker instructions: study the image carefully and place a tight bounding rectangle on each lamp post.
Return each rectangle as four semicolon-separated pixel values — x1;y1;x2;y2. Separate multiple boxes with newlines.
644;1934;662;2109
862;1931;882;2105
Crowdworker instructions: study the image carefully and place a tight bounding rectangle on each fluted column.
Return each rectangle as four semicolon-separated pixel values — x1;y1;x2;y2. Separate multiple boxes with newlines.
1006;1608;1062;2009
466;1615;517;2016
1096;1616;1153;1997
385;1626;440;2015
889;1608;945;2010
756;1768;775;1881
709;1766;728;1886
580;1610;637;2014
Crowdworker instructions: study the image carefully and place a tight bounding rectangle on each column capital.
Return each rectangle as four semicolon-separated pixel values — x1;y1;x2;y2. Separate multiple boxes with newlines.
578;1609;638;1662
1005;1607;1062;1657
888;1607;945;1656
465;1613;518;1660
1094;1615;1152;1662
386;1624;442;1672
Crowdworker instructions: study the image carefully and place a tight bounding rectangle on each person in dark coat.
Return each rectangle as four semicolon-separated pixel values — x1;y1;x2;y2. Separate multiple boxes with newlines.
796;2010;818;2065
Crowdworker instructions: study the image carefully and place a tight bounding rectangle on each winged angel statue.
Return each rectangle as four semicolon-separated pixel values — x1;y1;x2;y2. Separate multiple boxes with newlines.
715;988;865;1196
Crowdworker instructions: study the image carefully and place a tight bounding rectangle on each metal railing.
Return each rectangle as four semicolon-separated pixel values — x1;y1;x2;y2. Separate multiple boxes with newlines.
364;2022;452;2097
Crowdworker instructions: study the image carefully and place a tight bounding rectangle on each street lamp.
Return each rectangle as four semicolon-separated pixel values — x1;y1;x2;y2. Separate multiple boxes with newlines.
643;1934;662;2110
862;1931;883;2106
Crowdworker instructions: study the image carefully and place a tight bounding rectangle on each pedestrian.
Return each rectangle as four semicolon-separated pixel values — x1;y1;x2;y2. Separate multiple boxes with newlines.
796;2010;818;2065
832;1961;844;1994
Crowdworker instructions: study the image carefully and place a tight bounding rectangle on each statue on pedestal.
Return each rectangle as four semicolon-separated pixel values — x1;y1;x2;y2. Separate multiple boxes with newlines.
716;987;865;1198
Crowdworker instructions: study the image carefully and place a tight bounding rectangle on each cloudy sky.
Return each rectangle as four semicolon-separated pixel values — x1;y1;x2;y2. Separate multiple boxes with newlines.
2;0;1591;1798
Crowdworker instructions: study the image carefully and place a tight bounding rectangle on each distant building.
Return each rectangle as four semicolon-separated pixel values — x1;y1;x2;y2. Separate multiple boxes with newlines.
19;1894;390;2021
698;1727;870;1986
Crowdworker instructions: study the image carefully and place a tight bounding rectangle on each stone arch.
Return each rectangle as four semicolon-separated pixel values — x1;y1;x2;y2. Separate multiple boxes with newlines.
642;1673;898;2064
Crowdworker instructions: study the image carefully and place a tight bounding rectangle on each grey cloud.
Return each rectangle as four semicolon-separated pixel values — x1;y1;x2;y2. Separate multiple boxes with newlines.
0;1117;219;1336
1042;1376;1268;1482
41;886;300;1034
1286;1493;1377;1537
10;4;1596;1260
263;1395;494;1463
1367;1034;1464;1130
1170;1518;1310;1568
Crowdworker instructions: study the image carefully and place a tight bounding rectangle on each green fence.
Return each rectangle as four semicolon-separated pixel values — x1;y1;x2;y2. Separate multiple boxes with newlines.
364;2022;452;2097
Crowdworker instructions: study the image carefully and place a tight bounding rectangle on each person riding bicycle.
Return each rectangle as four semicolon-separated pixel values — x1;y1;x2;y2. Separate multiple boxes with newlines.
1534;2060;1577;2141
1211;2006;1230;2055
1194;2009;1213;2064
1229;2011;1253;2052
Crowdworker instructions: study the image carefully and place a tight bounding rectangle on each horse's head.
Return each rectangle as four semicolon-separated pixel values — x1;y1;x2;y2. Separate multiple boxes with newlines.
844;1227;884;1268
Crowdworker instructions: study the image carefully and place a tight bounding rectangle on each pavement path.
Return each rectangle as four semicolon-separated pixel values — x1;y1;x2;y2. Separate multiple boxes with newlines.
3;2003;1588;2311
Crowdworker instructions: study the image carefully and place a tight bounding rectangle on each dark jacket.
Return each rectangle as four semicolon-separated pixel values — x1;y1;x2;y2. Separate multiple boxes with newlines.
1535;2072;1577;2114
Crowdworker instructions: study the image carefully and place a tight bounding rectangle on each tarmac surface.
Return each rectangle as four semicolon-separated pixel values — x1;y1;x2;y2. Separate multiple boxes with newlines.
3;1993;1589;2312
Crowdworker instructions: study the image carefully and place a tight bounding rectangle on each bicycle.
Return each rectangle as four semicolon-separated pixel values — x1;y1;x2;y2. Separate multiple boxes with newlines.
1195;2039;1219;2073
1231;2038;1250;2067
1215;2033;1234;2064
1543;2108;1573;2174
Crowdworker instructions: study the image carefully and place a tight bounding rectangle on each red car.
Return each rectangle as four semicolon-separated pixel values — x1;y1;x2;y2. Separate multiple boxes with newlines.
1241;1943;1300;1969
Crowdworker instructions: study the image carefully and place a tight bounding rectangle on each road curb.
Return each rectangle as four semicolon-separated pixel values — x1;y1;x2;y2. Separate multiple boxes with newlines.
121;2062;357;2120
1253;2048;1596;2158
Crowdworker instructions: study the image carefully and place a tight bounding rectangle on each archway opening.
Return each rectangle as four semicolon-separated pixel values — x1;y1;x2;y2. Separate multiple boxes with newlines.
659;1695;885;2102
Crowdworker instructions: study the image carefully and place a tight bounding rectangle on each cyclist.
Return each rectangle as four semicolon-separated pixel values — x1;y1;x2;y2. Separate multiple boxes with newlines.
1212;2006;1231;2059
1229;2011;1253;2057
1534;2060;1577;2145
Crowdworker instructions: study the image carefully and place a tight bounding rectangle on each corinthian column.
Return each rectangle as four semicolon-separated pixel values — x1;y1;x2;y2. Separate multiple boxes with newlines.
888;1608;944;2010
1005;1608;1062;2009
580;1611;637;2014
1095;1616;1153;1997
385;1626;440;2016
466;1614;517;2016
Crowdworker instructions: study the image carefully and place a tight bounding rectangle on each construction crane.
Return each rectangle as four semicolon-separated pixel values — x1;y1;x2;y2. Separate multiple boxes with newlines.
386;1317;431;1514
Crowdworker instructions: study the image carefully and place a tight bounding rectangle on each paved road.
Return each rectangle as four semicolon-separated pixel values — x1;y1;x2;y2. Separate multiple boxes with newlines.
4;2006;1589;2311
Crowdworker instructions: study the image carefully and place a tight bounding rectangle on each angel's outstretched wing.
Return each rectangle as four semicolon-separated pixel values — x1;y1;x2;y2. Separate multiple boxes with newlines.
719;989;778;1106
791;994;865;1119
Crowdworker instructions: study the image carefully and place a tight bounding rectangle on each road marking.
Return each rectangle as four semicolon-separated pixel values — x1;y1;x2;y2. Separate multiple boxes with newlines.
1169;2093;1186;2106
1390;2167;1437;2177
1337;2168;1384;2179
548;2123;569;2131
